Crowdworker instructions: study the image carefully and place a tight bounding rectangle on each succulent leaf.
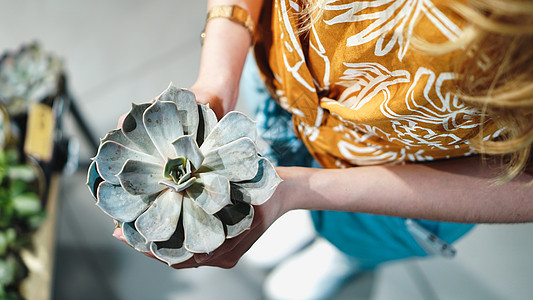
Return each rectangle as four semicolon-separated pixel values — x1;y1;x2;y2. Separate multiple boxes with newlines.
86;161;103;199
160;157;196;192
225;205;254;238
156;82;181;101
159;176;196;192
217;192;251;225
171;135;204;171
150;218;193;265
163;157;187;182
233;157;283;205
216;197;254;238
200;111;257;152
122;103;159;155
157;84;199;138
186;172;231;215
182;196;225;253
151;242;193;266
96;182;153;223
117;159;166;196
176;92;199;137
200;137;260;182
94;141;161;185
122;222;151;253
135;189;182;242
143;100;183;159
101;129;142;152
196;104;218;146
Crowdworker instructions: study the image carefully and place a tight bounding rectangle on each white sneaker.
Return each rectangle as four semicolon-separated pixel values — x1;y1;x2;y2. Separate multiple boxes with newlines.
263;237;361;300
243;210;316;270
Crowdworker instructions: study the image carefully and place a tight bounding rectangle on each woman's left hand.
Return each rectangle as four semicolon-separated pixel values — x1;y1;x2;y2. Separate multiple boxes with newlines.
112;167;295;269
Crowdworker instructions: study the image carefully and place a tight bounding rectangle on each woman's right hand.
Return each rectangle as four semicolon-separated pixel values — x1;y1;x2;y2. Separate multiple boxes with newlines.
189;83;235;120
190;0;264;118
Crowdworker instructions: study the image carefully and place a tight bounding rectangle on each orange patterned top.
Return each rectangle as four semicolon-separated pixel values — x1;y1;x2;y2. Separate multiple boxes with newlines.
253;0;501;168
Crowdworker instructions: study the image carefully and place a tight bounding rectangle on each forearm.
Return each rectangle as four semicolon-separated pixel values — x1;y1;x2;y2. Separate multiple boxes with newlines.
277;157;533;223
192;0;264;117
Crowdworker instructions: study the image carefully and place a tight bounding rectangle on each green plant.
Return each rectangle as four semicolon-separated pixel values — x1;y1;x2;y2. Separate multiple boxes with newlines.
87;84;282;265
0;149;44;299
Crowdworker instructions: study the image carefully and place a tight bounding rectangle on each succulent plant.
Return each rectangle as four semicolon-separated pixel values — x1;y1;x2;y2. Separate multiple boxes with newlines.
0;42;63;115
87;84;282;265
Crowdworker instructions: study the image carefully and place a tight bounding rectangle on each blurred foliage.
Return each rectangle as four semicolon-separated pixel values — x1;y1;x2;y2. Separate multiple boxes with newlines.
0;148;45;299
0;41;63;299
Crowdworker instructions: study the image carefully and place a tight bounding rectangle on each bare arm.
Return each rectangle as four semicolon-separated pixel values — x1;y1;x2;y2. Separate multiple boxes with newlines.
277;156;533;223
190;0;264;118
157;157;532;269
115;1;533;269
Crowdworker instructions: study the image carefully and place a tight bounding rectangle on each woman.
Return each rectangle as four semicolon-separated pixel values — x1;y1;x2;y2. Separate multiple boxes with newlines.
116;0;533;297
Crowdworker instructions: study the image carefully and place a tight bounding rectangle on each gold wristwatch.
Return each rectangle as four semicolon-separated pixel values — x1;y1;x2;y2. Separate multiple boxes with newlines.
201;5;255;46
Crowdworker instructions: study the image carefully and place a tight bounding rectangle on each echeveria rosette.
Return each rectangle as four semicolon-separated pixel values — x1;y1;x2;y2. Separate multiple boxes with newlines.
86;83;282;265
0;42;63;115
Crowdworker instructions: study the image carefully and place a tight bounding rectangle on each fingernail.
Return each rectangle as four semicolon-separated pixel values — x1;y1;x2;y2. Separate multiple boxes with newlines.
112;228;123;241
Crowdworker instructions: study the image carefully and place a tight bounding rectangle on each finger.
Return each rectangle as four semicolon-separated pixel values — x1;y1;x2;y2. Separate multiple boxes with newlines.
111;225;182;270
189;217;268;268
117;113;127;129
169;227;260;269
170;257;200;269
216;223;267;268
112;227;126;243
141;250;157;260
194;252;214;264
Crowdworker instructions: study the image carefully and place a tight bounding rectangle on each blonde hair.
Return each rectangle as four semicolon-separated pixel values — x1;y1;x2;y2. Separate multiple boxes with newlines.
444;0;533;180
297;0;325;34
299;0;533;180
